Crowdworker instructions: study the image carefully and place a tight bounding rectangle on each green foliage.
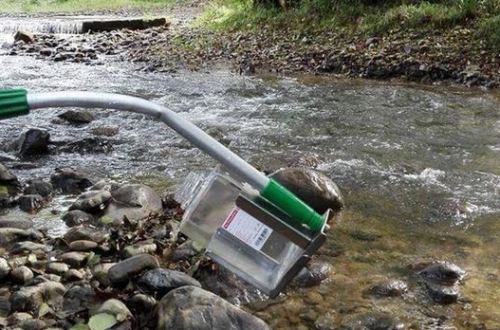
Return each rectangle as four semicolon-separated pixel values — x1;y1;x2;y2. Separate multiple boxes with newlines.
478;14;500;50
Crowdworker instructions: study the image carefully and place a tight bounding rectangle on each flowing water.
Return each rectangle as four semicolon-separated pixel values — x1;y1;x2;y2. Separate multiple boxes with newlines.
1;49;500;329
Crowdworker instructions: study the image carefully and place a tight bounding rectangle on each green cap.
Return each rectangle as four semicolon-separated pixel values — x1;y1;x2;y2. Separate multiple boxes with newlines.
0;89;29;120
260;179;325;232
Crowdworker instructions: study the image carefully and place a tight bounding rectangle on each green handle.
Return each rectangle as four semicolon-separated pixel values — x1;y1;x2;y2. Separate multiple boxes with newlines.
260;179;324;232
0;89;29;119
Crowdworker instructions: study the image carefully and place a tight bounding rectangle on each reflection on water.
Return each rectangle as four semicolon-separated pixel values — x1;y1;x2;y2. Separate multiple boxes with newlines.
0;55;499;328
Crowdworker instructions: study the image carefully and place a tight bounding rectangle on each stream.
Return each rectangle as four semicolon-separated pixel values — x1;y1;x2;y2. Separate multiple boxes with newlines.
1;44;500;329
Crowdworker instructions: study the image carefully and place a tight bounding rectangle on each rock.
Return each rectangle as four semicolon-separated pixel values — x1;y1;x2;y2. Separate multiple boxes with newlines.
157;286;271;330
0;220;33;230
365;37;379;47
10;241;52;255
6;312;32;326
11;266;34;284
39;48;53;56
63;285;94;313
92;263;114;287
97;298;132;320
69;240;98;251
0;163;21;194
315;313;336;330
108;254;159;287
122;241;157;259
269;167;344;214
137;268;201;298
102;184;162;225
81;18;167;33
50;168;94;195
127;293;156;314
60;252;89;268
170;240;198;262
59;137;113;154
62;210;94;227
363;280;408;297
58;110;95;124
46;262;69;276
293;260;332;287
9;281;66;312
91;127;119;137
0;228;43;247
21;318;46;330
16;129;50;158
63;269;84;282
341;312;405;330
18;195;44;213
23;180;53;198
69;190;112;213
0;258;11;280
418;261;466;285
425;282;460;305
14;31;34;44
63;226;107;244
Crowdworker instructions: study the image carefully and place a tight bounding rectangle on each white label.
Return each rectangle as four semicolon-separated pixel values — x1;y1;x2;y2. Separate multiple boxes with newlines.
221;207;273;251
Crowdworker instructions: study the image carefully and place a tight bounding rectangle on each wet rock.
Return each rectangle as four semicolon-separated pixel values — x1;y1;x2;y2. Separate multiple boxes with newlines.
46;262;69;276
11;266;34;284
137;268;201;298
9;281;66;312
10;241;52;255
14;31;34;44
0;228;43;247
91;127;119;137
0;220;32;230
39;48;52;56
122;241;157;259
425;282;460;305
97;298;132;320
127;293;156;313
0;163;21;195
63;285;94;313
292;260;332;287
418;261;466;285
102;184;162;224
69;190;112;213
269;167;344;214
363;280;408;298
90;179;121;192
92;263;114;287
59;137;113;154
157;286;271;330
315;313;336;330
60;252;89;268
0;258;11;280
50;168;94;195
16;129;50;158
63;225;107;244
62;210;94;227
58;110;95;124
21;318;46;330
341;312;405;330
69;240;98;251
18;194;44;213
23;180;53;198
108;254;160;287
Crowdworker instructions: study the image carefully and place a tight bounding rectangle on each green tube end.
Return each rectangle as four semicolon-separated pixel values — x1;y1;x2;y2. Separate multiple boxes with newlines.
0;89;29;120
260;179;325;232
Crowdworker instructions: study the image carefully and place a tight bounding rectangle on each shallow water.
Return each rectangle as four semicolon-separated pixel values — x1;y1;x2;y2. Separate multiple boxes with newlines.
0;54;499;329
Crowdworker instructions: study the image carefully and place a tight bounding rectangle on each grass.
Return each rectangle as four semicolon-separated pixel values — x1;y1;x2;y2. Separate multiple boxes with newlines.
0;0;174;13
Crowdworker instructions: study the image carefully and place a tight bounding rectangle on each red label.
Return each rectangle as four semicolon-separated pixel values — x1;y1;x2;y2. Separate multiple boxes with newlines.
222;208;239;229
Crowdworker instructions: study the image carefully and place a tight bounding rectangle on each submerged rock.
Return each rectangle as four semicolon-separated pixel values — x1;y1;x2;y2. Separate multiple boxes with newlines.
156;286;271;330
18;194;44;213
23;179;54;198
363;280;409;298
50;168;94;195
424;282;460;305
16;129;50;158
418;261;466;285
293;260;332;287
58;110;95;124
341;312;405;330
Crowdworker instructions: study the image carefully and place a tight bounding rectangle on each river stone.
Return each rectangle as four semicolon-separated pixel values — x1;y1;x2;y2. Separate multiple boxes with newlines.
425;282;460;305
63;269;84;282
18;194;44;213
137;268;201;298
157;286;271;330
10;241;52;255
59;137;113;154
63;226;107;244
102;184;162;224
92;263;115;287
23;180;54;198
170;240;198;262
341;312;405;330
69;190;112;213
0;296;10;317
60;252;89;268
21;318;46;330
50;168;94;195
122;242;157;259
127;293;156;314
0;258;10;280
69;240;98;251
363;280;409;297
63;285;94;313
97;298;132;320
0;163;21;194
0;220;33;230
418;261;466;285
16;129;50;158
315;313;336;330
62;210;94;227
14;31;34;44
269;167;344;214
11;266;34;284
58;110;95;124
46;262;69;276
6;312;32;327
10;281;66;312
108;254;160;287
0;228;43;247
292;260;332;287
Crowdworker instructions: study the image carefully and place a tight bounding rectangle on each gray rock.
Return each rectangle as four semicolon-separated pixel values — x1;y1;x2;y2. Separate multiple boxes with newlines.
6;311;32;326
14;31;34;44
0;228;43;247
63;285;94;313
127;293;156;314
23;180;53;198
0;163;21;194
50;168;94;195
0;258;11;280
63;226;107;244
92;263;114;287
46;262;69;276
0;295;10;317
418;261;466;285
108;254;159;287
102;184;162;224
58;137;113;154
11;266;34;284
157;286;271;330
122;242;157;259
18;195;44;213
425;282;460;305
0;220;33;230
269;167;343;214
97;298;132;320
63;269;84;282
170;240;198;262
21;318;46;330
363;280;409;298
69;240;98;251
293;260;332;287
10;241;52;255
69;190;112;213
341;312;405;330
16;129;50;158
137;268;201;298
62;210;94;227
90;179;120;192
58;110;95;124
10;281;66;312
60;252;89;268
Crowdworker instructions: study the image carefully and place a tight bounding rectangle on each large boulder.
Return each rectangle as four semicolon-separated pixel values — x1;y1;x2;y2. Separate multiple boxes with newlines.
156;286;271;330
269;167;344;214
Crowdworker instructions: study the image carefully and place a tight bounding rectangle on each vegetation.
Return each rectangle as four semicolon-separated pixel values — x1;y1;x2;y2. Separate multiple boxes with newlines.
0;0;173;13
199;0;500;49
